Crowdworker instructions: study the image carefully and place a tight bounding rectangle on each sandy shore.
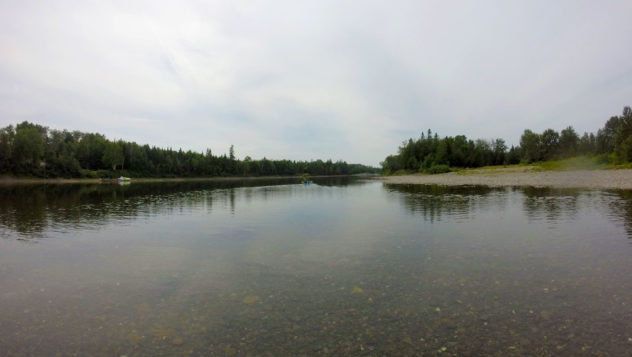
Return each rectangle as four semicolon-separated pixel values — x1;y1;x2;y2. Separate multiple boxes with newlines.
381;168;632;190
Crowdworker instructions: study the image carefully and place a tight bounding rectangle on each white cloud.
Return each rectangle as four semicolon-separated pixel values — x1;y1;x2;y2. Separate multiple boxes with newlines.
1;0;631;166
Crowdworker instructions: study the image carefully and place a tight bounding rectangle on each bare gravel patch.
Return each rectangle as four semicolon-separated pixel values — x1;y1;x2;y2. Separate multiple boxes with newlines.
381;169;632;189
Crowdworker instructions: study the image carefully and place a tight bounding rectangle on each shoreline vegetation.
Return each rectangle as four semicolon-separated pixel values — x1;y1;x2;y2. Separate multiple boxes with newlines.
0;173;378;185
380;103;632;190
381;105;632;176
0;122;379;179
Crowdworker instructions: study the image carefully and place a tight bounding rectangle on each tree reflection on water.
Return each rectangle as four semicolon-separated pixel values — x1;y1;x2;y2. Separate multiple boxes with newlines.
385;183;632;239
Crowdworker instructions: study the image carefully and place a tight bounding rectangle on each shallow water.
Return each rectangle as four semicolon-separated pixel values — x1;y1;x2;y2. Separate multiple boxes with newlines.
1;178;632;356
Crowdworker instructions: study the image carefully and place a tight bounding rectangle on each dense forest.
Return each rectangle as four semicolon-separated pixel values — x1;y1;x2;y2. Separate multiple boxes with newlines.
0;122;379;178
381;105;632;174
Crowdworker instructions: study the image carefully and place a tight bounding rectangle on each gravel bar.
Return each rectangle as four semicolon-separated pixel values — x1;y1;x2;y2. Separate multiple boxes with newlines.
381;169;632;189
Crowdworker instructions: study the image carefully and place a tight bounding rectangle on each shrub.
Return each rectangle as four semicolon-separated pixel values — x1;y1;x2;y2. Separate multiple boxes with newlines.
426;164;451;174
81;170;99;179
619;136;632;163
594;153;614;164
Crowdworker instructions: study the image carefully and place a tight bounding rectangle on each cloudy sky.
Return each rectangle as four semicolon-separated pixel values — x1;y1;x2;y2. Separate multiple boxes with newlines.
1;1;631;166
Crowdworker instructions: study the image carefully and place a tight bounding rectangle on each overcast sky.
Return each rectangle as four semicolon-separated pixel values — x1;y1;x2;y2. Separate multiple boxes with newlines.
1;1;631;166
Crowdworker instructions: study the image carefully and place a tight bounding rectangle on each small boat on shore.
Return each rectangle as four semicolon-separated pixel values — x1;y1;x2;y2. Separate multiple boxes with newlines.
100;176;131;184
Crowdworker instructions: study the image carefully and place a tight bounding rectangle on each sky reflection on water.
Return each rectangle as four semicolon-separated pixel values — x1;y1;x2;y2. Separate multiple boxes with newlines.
1;179;632;356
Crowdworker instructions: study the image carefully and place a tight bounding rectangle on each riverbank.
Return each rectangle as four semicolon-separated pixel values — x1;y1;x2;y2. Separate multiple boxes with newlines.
0;174;377;185
381;167;632;189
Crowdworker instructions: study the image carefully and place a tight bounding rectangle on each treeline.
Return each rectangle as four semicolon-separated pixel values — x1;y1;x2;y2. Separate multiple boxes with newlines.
381;105;632;173
0;122;379;178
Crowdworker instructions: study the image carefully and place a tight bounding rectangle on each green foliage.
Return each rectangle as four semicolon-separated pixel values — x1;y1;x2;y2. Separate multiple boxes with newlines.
12;125;45;174
533;156;607;171
102;142;124;170
505;146;521;165
597;110;627;154
82;170;99;179
520;129;541;163
540;129;559;159
0;122;379;178
618;136;632;163
380;129;510;174
578;132;597;155
613;106;632;163
0;125;14;173
558;126;579;157
75;133;107;169
382;104;632;173
594;153;614;165
229;145;235;160
425;164;451;174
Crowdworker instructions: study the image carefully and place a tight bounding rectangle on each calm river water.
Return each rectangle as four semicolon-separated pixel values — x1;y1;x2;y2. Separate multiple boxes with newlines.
1;178;632;356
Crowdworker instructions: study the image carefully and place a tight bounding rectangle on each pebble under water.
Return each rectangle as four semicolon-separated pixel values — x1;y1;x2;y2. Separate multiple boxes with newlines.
1;178;632;356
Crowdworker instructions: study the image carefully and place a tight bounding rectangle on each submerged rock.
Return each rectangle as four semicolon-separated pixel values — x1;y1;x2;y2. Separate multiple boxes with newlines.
127;332;143;345
351;286;365;295
243;295;260;304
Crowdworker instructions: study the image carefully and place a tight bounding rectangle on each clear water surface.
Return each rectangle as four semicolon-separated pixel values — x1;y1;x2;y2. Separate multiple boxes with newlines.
1;178;632;356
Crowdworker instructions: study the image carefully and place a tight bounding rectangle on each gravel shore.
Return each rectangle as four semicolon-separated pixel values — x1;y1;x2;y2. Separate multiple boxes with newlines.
381;168;632;190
